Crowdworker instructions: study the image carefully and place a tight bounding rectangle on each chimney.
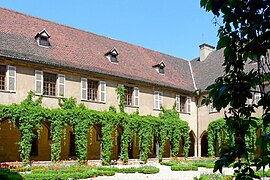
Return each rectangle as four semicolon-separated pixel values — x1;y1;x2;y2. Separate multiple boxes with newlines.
199;43;215;61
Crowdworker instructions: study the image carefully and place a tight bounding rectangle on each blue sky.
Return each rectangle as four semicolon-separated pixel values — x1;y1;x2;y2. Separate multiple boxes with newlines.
0;0;218;60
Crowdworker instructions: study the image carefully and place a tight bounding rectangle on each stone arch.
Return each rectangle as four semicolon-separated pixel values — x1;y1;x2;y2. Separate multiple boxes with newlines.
87;124;102;160
188;130;196;157
111;125;123;160
30;121;51;161
200;131;208;157
0;119;21;161
60;123;75;160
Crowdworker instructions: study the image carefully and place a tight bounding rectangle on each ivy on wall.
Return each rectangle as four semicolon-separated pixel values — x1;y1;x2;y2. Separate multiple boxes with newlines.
207;118;267;157
0;91;190;165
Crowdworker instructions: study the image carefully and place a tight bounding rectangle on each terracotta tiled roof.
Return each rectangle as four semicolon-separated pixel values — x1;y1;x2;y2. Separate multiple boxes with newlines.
0;8;195;93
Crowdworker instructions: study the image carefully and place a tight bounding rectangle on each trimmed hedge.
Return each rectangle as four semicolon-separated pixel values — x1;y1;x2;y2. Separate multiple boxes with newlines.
171;165;198;171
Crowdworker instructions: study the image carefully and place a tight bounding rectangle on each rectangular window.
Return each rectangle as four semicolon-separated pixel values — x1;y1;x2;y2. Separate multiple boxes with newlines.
180;96;187;112
179;96;191;113
87;79;98;101
81;78;106;103
154;91;162;110
0;65;6;90
43;72;57;96
209;98;217;113
0;65;16;92
35;70;65;96
125;86;133;106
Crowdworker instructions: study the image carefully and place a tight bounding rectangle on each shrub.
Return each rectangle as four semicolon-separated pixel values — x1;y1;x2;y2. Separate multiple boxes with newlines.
171;165;198;171
0;168;23;180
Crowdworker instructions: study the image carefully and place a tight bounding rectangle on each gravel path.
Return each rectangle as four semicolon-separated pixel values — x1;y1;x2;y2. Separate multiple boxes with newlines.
86;164;234;180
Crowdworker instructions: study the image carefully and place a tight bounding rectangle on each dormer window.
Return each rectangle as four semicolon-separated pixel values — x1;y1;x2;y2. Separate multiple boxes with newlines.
153;61;166;74
105;47;119;63
35;29;51;47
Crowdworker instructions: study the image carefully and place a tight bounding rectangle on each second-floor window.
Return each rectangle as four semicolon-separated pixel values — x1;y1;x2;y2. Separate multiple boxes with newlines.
154;91;163;110
118;85;139;107
209;99;217;113
0;65;6;90
81;78;106;103
87;80;98;101
176;95;191;113
43;72;57;96
0;65;16;92
35;70;65;97
125;86;133;106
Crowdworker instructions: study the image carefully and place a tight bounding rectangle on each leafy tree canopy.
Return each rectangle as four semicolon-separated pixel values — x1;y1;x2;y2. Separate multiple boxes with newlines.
201;0;269;179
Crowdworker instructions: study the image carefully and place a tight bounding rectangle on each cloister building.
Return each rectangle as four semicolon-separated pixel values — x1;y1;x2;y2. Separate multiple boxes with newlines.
0;8;263;162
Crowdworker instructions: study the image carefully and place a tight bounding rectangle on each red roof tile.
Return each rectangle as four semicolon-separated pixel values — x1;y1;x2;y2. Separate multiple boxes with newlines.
0;8;195;92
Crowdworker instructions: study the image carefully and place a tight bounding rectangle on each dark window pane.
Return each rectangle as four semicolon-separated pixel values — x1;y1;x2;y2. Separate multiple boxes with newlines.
125;86;133;106
43;72;57;96
87;80;98;101
0;65;6;90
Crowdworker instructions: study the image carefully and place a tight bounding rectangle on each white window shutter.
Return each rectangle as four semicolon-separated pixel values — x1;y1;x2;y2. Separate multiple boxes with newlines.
176;95;180;112
35;70;43;95
159;92;163;109
58;74;65;97
133;87;139;107
154;91;159;109
7;65;16;92
187;97;191;113
81;78;87;100
99;81;106;103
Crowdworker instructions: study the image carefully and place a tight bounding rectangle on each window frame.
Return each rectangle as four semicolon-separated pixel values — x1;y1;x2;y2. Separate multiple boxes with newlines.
154;91;163;110
43;72;57;96
81;78;106;103
0;65;6;91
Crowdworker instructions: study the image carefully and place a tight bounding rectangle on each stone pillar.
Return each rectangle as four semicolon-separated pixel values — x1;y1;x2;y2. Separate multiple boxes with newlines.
198;140;201;157
99;143;102;160
156;141;159;158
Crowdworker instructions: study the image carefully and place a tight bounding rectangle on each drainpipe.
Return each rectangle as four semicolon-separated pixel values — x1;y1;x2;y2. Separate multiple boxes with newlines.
194;89;201;157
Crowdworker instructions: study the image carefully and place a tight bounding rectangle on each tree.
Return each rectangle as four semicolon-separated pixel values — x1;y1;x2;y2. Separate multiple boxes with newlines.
200;0;270;179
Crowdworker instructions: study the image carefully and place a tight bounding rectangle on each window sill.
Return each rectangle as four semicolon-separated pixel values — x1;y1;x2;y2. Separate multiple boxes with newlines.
0;90;16;94
36;94;60;99
179;112;191;115
81;100;105;104
125;105;139;108
209;111;219;114
153;108;162;111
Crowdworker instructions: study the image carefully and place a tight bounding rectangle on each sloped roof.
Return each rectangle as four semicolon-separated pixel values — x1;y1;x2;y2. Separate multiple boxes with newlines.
190;49;225;90
0;8;195;93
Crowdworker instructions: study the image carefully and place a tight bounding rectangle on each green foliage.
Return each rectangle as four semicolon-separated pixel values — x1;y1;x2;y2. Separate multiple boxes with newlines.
0;92;190;165
201;0;270;179
195;174;233;180
171;165;198;171
19;165;159;179
0;168;23;180
116;85;125;113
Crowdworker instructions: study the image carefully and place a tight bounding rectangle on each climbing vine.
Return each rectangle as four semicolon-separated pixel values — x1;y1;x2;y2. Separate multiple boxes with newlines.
116;85;125;113
0;91;190;165
207;118;265;157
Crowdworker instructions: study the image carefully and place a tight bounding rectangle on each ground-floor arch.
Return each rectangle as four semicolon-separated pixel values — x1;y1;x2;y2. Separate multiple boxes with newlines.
200;131;208;157
188;130;196;157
